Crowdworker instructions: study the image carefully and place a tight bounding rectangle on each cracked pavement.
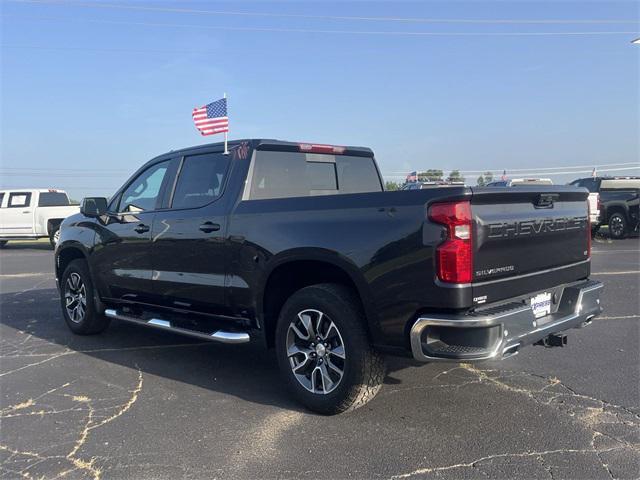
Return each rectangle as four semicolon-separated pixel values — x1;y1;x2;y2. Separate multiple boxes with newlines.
0;237;638;479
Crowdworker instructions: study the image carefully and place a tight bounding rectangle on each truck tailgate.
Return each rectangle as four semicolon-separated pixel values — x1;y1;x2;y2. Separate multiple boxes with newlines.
471;186;590;302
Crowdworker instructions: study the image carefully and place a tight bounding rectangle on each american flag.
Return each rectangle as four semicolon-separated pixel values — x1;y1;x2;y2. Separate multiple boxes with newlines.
232;141;250;160
192;98;229;136
406;171;418;182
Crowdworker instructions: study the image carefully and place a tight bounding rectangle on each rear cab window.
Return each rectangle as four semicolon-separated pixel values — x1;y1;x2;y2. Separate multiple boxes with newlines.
245;151;382;200
38;192;70;206
573;179;599;193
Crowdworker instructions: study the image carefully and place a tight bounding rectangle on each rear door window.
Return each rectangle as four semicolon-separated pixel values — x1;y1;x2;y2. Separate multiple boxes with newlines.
8;192;32;208
246;151;382;200
171;152;230;209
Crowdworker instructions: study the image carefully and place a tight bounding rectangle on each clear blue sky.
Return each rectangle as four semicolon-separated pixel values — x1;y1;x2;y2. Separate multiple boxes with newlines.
1;0;639;199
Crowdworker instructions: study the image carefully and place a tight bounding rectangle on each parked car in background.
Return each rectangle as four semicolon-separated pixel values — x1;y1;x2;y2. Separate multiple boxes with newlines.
402;181;465;189
569;177;640;239
566;184;599;233
486;178;554;187
54;139;601;414
0;189;79;247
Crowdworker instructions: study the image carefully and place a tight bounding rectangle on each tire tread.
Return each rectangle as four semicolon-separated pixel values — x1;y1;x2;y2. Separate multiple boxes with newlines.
276;283;386;414
61;259;110;335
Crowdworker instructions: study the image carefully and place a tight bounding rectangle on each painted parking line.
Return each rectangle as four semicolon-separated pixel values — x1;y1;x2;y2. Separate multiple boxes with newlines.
591;250;640;254
591;271;640;275
597;315;639;320
0;273;53;278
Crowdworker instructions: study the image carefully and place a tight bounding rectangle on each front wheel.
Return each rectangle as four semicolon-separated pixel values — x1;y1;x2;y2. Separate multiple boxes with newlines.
608;213;627;239
49;226;60;248
275;283;386;415
60;259;110;335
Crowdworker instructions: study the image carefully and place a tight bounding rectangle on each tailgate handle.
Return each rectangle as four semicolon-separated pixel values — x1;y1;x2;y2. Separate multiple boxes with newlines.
534;194;559;209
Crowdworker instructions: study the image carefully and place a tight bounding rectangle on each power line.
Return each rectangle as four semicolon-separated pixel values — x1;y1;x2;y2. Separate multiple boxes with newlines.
4;162;637;177
384;162;640;175
0;172;127;178
3;14;637;37
383;165;640;178
1;167;129;172
1;44;223;55
0;185;116;191
10;0;640;25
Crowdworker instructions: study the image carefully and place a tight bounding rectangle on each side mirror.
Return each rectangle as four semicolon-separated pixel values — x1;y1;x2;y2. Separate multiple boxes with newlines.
81;197;108;217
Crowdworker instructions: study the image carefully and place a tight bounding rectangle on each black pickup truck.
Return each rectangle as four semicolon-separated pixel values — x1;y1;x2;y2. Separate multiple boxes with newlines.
55;139;603;414
570;176;640;239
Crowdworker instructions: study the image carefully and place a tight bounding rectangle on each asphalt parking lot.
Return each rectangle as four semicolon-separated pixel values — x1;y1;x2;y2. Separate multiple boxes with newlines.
1;235;638;479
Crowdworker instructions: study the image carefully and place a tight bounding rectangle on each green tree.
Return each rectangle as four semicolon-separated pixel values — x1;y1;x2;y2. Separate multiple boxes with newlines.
447;170;465;183
418;169;444;182
385;181;400;191
476;171;495;186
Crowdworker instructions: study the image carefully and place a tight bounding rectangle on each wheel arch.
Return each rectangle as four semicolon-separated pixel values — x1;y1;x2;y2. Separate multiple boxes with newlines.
260;250;377;348
47;218;64;236
56;243;105;314
55;243;89;281
606;204;628;223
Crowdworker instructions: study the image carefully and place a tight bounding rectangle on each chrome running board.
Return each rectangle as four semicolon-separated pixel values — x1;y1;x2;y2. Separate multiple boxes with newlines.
104;309;250;344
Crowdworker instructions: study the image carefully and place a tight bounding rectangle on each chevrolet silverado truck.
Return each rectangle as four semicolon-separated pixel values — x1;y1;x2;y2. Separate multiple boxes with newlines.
570;176;639;239
55;140;603;414
0;189;79;247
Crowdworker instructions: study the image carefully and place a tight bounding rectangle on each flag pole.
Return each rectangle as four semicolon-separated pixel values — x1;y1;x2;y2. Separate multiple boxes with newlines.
223;92;229;155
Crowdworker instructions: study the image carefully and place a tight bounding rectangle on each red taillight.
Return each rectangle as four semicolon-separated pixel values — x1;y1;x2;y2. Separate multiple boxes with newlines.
428;201;473;283
587;201;592;258
298;143;346;154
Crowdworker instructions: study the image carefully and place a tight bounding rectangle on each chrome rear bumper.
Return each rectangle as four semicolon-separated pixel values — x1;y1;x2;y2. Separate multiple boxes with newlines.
410;280;603;362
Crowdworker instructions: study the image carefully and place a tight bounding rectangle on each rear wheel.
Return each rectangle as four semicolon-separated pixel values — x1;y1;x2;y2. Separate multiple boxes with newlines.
60;259;110;335
275;283;386;415
608;213;627;239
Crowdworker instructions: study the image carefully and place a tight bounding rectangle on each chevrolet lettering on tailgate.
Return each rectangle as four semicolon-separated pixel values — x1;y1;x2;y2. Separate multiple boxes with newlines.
487;216;587;239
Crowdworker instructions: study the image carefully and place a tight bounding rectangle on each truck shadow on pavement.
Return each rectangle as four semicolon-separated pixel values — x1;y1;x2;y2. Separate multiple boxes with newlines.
2;288;639;479
0;287;415;414
0;241;53;251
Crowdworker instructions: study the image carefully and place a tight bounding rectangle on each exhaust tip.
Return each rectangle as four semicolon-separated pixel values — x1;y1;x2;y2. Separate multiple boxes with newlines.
503;344;520;358
581;315;595;328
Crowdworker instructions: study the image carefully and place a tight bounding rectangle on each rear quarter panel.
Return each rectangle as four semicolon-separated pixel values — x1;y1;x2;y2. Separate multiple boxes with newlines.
35;205;81;235
228;188;470;347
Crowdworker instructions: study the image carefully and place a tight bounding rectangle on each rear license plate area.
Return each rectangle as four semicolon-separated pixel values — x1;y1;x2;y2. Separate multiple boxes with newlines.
531;292;552;318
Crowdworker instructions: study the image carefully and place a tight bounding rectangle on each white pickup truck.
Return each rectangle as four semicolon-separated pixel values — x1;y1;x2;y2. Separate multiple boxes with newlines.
0;189;79;247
